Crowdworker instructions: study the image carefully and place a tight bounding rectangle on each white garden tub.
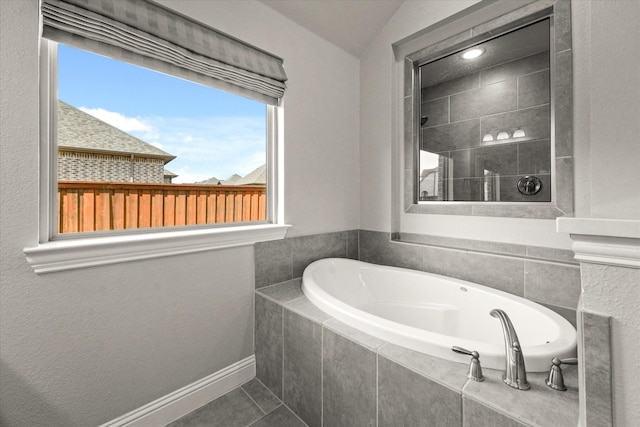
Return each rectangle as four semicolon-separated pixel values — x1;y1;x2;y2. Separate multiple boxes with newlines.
301;258;576;372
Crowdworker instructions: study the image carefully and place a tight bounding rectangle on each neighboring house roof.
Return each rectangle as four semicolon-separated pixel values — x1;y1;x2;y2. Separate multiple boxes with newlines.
57;100;175;163
197;165;266;186
197;176;222;185
220;174;242;185
234;164;266;185
163;169;178;178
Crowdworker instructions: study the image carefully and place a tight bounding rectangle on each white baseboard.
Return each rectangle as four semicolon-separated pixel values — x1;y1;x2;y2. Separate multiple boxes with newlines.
99;356;256;427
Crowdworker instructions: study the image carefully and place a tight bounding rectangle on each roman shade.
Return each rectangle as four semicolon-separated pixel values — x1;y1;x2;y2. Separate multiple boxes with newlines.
41;0;287;105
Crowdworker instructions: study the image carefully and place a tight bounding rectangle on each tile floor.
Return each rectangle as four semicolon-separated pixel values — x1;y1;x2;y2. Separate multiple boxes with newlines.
165;378;307;427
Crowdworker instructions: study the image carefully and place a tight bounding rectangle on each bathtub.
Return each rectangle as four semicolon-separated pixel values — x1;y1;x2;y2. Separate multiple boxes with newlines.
301;258;576;372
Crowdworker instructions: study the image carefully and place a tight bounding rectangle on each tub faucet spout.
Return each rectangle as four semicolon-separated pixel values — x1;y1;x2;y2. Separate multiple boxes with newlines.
490;309;530;390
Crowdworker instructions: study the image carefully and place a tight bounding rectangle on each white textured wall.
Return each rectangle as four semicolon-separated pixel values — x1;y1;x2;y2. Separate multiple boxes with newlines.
360;0;639;424
572;1;640;425
360;0;574;249
0;1;359;425
581;263;640;425
155;1;361;238
573;0;640;219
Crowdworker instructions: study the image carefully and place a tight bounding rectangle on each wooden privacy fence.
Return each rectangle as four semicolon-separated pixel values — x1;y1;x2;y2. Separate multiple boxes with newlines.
58;181;267;233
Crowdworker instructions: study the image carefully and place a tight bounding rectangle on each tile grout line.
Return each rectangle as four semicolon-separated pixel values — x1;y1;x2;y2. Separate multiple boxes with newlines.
280;402;311;427
321;322;384;353
281;304;285;406
376;352;379;427
257;291;305;307
320;324;324;427
376;351;465;395
238;385;268;417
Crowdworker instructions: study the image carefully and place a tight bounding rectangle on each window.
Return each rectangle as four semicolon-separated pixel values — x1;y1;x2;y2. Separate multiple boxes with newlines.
56;43;269;234
25;0;289;273
392;0;574;221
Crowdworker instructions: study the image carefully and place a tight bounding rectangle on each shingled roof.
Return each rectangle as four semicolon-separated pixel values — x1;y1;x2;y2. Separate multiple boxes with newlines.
197;165;266;186
57;100;175;163
234;165;266;185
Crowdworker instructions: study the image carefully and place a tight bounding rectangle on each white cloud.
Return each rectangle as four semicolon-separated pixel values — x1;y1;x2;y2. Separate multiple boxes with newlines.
79;107;153;133
76;108;266;184
144;116;267;183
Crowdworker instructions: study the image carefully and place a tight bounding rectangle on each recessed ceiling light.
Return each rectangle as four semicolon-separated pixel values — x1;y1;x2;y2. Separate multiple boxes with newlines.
461;48;484;60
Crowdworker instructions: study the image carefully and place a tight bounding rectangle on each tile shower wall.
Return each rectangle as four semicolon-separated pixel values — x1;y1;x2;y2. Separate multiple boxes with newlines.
420;50;551;202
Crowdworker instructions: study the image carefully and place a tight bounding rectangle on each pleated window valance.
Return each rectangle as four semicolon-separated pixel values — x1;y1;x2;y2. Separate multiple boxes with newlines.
41;0;287;105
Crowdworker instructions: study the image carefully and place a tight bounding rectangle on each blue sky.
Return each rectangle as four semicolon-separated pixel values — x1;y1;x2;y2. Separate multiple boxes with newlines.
58;44;266;183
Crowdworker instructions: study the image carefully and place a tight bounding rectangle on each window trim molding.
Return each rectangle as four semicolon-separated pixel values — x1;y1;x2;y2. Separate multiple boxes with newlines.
24;223;290;274
26;40;289;274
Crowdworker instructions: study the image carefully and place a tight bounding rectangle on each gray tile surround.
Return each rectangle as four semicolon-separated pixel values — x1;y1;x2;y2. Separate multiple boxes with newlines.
257;278;304;304
481;104;550;142
421;96;449;127
524;260;581;309
255;238;293;289
323;329;377;427
166;387;265;427
422;245;525;296
463;365;579;427
249;405;308;427
242;378;281;414
422;118;481;152
518;139;551;175
359;230;422;270
254;279;580;427
581;311;613;427
481;51;549;87
450;79;517;122
378;355;463;426
253;228;585;426
518;69;550;109
377;342;467;393
283;310;322;427
423;72;479;102
255;229;580;324
254;230;358;289
463;397;526;427
255;295;283;399
384;230;578;311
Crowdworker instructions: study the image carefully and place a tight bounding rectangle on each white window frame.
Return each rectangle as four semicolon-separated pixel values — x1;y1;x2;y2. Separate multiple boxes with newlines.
24;40;289;274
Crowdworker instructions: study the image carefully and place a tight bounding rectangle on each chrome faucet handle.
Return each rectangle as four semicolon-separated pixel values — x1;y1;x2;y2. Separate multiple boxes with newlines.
545;357;578;391
452;346;485;382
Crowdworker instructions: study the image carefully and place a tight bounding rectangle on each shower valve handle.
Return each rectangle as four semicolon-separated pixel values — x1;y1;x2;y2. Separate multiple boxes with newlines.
452;346;484;382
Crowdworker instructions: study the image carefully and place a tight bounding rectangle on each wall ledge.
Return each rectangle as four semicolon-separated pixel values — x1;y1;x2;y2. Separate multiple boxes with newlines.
24;224;290;274
557;218;640;268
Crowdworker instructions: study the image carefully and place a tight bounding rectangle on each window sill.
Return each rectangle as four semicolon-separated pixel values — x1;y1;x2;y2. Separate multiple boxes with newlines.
24;223;291;274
